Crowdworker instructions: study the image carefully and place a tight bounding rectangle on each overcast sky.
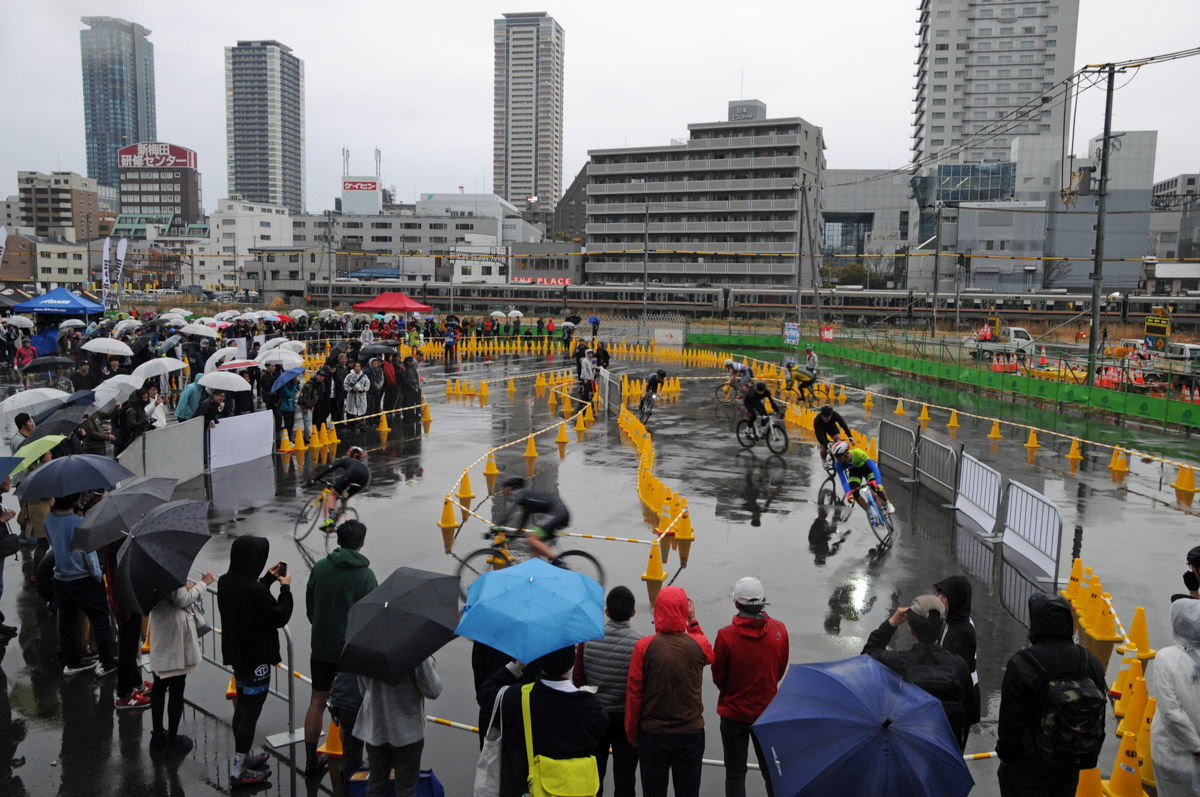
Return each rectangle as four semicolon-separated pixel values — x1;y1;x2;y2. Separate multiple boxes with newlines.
4;1;1198;213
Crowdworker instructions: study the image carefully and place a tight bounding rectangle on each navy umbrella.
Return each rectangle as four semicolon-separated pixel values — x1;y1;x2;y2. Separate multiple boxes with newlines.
72;475;177;552
271;366;306;393
20;405;89;448
0;456;23;482
32;390;95;425
113;500;211;615
340;567;460;686
15;454;134;501
752;656;973;797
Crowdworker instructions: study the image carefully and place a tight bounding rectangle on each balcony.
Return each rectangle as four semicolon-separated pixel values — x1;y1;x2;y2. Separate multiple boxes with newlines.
586;200;799;215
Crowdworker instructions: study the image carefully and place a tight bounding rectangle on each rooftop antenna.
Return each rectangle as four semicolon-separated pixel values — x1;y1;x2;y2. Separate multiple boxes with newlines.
375;147;381;178
342;147;350;176
740;69;744;99
458;185;465;194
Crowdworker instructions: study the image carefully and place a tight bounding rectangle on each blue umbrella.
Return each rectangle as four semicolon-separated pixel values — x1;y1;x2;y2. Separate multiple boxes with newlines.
0;456;23;482
271;366;306;393
15;454;134;501
454;558;604;663
752;656;973;797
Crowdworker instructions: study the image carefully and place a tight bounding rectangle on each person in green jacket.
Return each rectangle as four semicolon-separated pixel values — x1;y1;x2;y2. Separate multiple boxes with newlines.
303;520;377;778
174;373;204;421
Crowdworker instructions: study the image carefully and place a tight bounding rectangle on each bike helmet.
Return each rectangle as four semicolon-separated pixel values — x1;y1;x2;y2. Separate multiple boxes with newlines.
501;476;525;491
820;403;833;416
347;446;365;460
724;358;734;367
656;369;666;378
831;440;851;457
755;381;767;392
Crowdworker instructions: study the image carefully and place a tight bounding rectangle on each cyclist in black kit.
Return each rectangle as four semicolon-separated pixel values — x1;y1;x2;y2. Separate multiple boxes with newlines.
813;404;853;466
491;477;571;565
311;446;370;529
642;369;667;401
743;381;783;436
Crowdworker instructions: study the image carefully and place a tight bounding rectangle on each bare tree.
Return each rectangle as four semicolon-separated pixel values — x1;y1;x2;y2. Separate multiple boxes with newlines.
862;252;897;288
1041;258;1073;289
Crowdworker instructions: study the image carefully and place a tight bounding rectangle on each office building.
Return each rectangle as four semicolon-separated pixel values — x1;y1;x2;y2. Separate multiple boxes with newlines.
118;142;204;223
822;169;912;285
586;100;826;285
80;17;157;189
493;12;564;215
225;40;306;213
553;164;588;242
1148;173;1199;259
3;196;22;232
16;171;99;241
912;0;1079;167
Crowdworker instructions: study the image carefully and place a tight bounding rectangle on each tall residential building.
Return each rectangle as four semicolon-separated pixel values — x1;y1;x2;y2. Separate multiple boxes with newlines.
80;17;157;189
493;12;564;215
225;40;306;214
16;171;99;241
586;100;826;286
912;0;1078;167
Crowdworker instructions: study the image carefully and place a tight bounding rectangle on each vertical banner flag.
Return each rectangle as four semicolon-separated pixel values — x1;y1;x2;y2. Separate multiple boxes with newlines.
114;238;129;309
0;226;7;265
101;237;112;309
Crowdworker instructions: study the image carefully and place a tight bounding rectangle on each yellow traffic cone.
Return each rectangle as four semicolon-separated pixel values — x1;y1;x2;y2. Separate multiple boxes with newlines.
893;399;906;417
1121;607;1157;660
317;719;343;758
1170;464;1196;494
378;411;390;432
1101;732;1144;797
1137;698;1156;789
584;402;595;423
276;429;294;454
1024;429;1040;449
863;393;874;411
918;404;930;422
1061;558;1083;602
1085;593;1124;669
436;497;458;553
1066;437;1084;462
1114;659;1144;719
556;423;570;444
947;410;960;429
1109;656;1135;703
226;675;237;700
1115;677;1149;739
457;469;475;505
293;426;307;450
479;381;489;399
524;436;538;459
641;543;667;605
483;453;499;491
141;628;151;654
421;402;432;423
987;420;1003;440
1075;768;1102;797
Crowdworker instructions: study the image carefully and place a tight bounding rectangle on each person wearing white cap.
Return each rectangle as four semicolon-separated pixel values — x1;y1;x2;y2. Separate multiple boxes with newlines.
712;577;789;797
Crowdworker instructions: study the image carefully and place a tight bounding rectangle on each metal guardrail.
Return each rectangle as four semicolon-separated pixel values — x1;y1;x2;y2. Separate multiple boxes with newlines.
916;431;962;506
877;419;919;481
955;453;1003;535
1001;480;1063;582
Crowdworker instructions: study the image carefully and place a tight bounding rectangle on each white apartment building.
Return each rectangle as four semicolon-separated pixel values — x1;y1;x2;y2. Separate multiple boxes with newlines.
913;0;1079;167
493;12;564;214
184;198;293;289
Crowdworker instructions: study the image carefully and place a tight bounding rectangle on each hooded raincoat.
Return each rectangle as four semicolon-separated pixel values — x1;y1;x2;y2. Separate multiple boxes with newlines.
1150;600;1200;796
936;575;981;725
216;536;293;675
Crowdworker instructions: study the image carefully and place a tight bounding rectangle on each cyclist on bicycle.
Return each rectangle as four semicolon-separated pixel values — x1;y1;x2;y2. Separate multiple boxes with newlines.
642;368;667;406
813;404;853;467
310;446;370;530
743;381;783;437
830;440;896;516
783;358;817;402
492;476;571;566
724;358;754;396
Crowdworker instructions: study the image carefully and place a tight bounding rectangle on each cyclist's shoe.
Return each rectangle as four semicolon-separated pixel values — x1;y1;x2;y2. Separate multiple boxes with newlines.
230;768;271;789
886;501;897;514
549;556;569;570
320;518;336;531
303;753;329;778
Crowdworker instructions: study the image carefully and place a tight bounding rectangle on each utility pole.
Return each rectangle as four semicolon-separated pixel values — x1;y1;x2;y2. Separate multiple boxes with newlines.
931;202;943;338
1086;63;1117;388
793;181;804;327
86;212;93;290
325;209;334;309
802;180;823;328
642;203;650;339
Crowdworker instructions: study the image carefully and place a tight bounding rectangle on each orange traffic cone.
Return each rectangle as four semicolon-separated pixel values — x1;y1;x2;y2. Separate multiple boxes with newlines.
316;719;343;758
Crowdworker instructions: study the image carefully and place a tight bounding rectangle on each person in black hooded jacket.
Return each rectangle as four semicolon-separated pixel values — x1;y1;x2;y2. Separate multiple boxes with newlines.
217;536;293;789
935;575;980;739
996;593;1107;797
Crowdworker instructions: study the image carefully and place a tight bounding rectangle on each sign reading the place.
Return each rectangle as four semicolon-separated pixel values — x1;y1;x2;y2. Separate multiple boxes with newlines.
512;277;572;286
118;142;197;169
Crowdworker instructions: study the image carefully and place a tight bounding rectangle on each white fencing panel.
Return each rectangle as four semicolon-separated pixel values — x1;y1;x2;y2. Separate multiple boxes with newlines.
209;410;274;469
116;436;146;477
916;432;961;504
653;327;685;347
209;455;275;515
955;452;1002;533
598;367;621;418
143;417;206;483
878;419;919;479
1001;480;1062;581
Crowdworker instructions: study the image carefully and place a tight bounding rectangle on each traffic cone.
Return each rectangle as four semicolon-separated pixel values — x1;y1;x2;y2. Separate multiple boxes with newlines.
1115;677;1148;739
1113;660;1144;718
1109;656;1135;702
1024;429;1040;449
276;429;294;454
1076;768;1102;797
421;401;432;423
1170;464;1196;494
556;423;570;444
1101;732;1144;797
918;404;930;422
574;412;586;432
483;453;499;491
226;675;237;700
894;399;906;417
1060;558;1083;602
863;393;874;411
507;377;515;393
1079;576;1103;629
1066;438;1084;462
1121;607;1157;660
457;469;475;505
524;436;538;459
317;719;343;758
141;628;151;654
1109;448;1130;473
291;425;306;450
947;410;960;429
319;423;332;447
1086;593;1124;668
1137;698;1156;789
547;389;557;409
988;420;1003;440
641;543;667;605
479;380;489;399
867;436;878;460
436;497;458;553
584;402;595;423
1039;346;1048;366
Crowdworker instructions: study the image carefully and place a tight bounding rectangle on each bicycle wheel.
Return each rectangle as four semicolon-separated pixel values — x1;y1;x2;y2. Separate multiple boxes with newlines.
735;419;757;449
557;550;605;587
323;507;359;552
817;475;839;506
293;496;326;542
457;548;513;600
766;421;789;454
638;396;654;423
714;383;734;403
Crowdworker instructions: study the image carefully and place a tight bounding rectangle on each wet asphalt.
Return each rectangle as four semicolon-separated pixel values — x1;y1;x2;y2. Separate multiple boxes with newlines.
0;347;1194;796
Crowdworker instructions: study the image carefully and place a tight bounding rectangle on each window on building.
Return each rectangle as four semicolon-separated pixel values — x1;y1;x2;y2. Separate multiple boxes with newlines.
259;221;271;228
269;270;280;280
289;254;300;263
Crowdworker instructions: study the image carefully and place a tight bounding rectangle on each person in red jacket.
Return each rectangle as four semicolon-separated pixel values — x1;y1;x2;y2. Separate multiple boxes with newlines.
712;577;789;797
626;586;713;797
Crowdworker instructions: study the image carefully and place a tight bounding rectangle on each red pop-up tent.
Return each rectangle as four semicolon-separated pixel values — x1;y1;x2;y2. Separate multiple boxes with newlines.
352;292;433;313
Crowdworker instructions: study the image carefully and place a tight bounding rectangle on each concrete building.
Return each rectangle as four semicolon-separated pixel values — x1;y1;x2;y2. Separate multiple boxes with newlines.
510;242;583;285
415;193;543;244
586;100;826;286
553;164;588;242
16;171;100;242
493;12;564;215
821;169;912;285
912;0;1079;167
117;142;203;223
1148;173;1199;259
341;176;384;216
80;17;156;189
177;198;292;290
32;239;90;287
0;233;36;286
3;196;24;232
225;40;306;214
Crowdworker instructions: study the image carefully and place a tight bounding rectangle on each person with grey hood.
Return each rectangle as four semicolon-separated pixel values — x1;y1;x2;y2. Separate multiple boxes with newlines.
1150;599;1200;796
935;575;981;741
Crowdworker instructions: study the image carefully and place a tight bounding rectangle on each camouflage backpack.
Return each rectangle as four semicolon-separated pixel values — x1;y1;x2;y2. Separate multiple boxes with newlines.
1023;647;1106;768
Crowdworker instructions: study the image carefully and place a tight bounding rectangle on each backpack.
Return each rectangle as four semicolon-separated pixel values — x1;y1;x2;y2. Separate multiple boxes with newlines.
904;649;968;742
1023;647;1107;768
521;683;600;797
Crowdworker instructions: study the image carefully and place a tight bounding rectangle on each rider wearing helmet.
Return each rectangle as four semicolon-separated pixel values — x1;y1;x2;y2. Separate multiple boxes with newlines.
831;441;895;516
493;477;572;565
725;358;754;394
643;368;668;403
813;403;853;464
743;380;782;433
312;446;370;529
783;357;817;400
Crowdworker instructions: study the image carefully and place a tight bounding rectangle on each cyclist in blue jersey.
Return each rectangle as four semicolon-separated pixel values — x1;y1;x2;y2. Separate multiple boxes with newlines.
831;440;896;515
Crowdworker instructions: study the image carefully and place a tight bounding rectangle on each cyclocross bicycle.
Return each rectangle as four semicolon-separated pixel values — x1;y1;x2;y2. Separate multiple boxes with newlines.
735;413;789;454
638;392;659;423
293;478;360;552
455;527;605;599
853;482;895;550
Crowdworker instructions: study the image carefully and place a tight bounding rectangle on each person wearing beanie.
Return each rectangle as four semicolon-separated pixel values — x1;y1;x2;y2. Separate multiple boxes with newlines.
862;594;972;749
478;646;608;797
712;577;789;797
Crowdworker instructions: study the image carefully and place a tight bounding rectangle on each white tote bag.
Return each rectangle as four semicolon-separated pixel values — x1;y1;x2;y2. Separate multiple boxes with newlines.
474;685;509;797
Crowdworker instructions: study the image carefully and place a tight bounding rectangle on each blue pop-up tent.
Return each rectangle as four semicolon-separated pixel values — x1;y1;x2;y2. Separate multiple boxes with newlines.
13;287;104;316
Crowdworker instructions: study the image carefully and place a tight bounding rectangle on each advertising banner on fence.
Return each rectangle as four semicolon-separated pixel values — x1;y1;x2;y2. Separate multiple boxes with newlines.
784;323;800;345
820;326;834;342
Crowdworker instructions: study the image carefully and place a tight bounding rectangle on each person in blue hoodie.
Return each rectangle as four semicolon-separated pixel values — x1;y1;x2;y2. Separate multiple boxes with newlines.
174;373;204;422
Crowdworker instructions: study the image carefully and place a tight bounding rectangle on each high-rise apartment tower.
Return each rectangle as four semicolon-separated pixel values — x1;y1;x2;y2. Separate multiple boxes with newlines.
80;17;157;189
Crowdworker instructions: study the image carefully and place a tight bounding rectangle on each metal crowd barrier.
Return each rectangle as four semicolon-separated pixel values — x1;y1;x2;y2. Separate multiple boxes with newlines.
1000;480;1063;582
954;452;1003;535
915;431;962;506
877;418;919;481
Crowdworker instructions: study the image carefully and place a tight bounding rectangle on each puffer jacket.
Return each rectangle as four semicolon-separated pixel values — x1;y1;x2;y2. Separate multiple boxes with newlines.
574;618;641;712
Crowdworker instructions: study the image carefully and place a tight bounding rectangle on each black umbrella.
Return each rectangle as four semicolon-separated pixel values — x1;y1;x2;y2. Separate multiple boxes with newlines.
72;475;177;552
33;391;93;425
359;342;397;357
23;356;75;373
156;335;182;356
15;454;134;501
113;500;211;615
131;333;155;355
564;315;582;325
444;315;460;325
20;405;90;448
340;567;460;686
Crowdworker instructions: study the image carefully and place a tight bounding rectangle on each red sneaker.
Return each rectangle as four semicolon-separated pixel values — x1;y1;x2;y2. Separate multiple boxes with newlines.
115;693;151;710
